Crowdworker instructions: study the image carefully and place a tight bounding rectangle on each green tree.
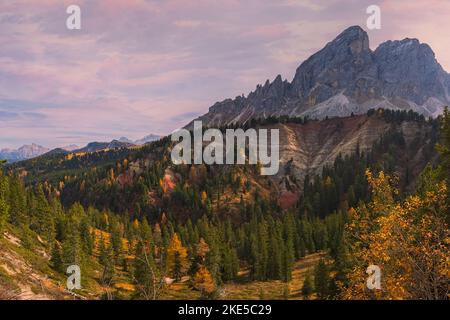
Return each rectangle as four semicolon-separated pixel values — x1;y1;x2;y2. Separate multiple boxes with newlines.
302;272;314;299
133;240;162;300
7;175;27;226
51;242;64;273
20;224;34;250
436;106;450;203
0;173;9;234
314;259;330;299
101;243;115;286
33;184;55;241
282;215;295;282
61;219;81;269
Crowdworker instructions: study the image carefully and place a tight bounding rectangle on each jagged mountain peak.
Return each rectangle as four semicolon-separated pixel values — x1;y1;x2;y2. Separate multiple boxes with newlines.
192;25;450;127
328;25;369;49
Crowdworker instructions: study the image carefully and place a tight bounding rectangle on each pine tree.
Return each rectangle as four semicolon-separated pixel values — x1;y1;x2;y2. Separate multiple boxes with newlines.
314;259;330;299
7;175;27;226
110;224;122;258
267;221;283;280
80;218;94;255
99;235;109;266
62;219;81;269
282;215;295;282
33;184;55;241
0;173;9;234
221;245;239;281
20;224;34;249
302;272;314;299
133;240;162;300
101;243;115;286
51;242;64;273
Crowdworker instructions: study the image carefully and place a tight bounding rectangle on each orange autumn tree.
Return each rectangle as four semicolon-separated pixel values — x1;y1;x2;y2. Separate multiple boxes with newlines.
193;265;216;297
166;233;189;281
196;237;210;261
192;239;215;297
200;191;208;204
342;170;449;300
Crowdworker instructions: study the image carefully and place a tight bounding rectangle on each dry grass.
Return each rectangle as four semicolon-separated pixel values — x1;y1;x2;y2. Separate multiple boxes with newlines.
220;252;324;300
157;252;324;300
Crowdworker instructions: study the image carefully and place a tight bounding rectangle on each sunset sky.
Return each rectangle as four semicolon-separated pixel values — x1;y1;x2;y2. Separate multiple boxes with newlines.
1;0;449;148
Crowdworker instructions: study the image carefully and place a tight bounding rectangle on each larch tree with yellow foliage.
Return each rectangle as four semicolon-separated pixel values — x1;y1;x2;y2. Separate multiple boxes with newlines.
166;233;189;281
193;265;216;298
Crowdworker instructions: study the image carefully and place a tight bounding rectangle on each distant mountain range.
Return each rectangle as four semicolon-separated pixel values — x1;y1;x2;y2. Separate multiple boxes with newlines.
5;25;450;164
191;25;450;127
117;134;161;146
0;144;49;163
0;134;161;163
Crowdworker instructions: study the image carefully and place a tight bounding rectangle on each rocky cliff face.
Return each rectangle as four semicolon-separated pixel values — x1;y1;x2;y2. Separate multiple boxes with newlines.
192;26;450;127
261;114;437;206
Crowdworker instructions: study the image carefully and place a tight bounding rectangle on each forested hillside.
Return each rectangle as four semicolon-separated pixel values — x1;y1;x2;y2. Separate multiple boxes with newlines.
0;109;448;300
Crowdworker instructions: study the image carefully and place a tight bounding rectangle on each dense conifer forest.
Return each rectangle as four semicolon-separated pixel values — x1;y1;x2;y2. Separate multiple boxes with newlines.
0;109;448;299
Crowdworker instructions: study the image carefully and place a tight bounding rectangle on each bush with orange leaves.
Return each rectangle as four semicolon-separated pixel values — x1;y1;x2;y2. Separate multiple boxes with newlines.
341;170;449;300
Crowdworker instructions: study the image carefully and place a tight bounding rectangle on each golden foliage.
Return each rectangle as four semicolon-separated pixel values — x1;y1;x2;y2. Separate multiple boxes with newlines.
166;233;189;279
200;191;208;204
193;266;216;294
196;238;210;260
343;170;450;300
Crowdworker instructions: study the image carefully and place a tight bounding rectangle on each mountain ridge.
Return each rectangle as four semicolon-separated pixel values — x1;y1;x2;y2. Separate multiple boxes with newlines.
0;143;49;163
0;133;161;163
190;25;450;127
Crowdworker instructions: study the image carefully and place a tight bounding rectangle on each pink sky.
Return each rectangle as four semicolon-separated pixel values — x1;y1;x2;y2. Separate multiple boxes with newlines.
0;0;449;148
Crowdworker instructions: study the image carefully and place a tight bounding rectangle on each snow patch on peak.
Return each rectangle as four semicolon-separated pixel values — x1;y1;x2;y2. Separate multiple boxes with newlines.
421;97;446;118
301;92;352;118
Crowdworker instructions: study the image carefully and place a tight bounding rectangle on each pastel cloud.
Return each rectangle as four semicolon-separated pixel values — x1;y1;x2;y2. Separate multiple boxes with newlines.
0;0;448;148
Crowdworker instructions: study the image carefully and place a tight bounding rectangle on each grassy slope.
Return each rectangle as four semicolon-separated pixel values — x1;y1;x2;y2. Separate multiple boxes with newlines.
0;224;65;299
161;253;324;300
0;224;104;300
0;222;324;300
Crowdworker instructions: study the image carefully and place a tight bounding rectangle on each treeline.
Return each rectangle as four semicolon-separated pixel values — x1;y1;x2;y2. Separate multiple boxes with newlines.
367;108;436;124
0;167;344;299
1;108;445;300
7;108;436;224
57;122;438;229
304;108;450;300
299;124;438;219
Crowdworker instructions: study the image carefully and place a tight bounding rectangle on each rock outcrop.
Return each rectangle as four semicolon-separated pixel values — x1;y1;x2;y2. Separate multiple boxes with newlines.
191;26;450;127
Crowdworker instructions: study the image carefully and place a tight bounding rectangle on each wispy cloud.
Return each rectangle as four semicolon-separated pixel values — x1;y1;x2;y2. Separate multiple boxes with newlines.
0;0;448;148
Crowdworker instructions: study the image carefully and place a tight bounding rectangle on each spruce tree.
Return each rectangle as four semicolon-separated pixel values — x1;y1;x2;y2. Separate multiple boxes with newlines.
51;242;64;273
0;173;9;234
302;272;314;299
133;240;161;300
62;219;81;269
7;175;27;226
33;184;55;241
282;215;295;282
314;259;330;299
101;244;115;286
